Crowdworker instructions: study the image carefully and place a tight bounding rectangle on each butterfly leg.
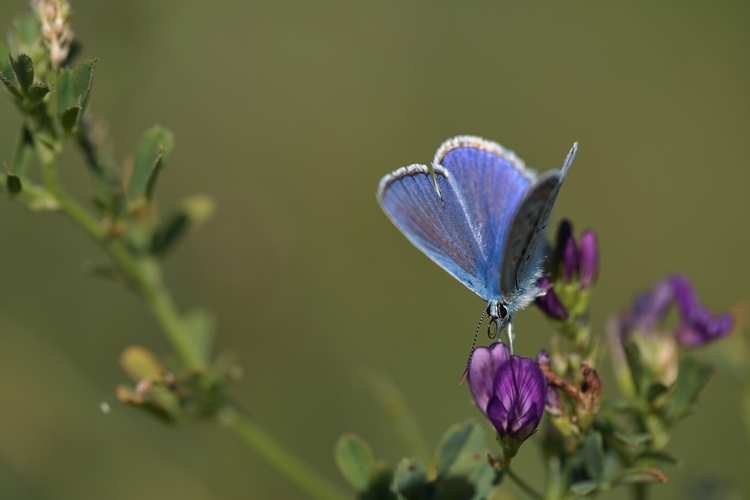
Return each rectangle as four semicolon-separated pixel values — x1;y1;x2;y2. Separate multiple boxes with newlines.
507;320;515;354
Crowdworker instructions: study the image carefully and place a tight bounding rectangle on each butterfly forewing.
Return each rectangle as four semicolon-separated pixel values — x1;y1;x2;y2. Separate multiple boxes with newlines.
435;137;536;299
378;164;489;298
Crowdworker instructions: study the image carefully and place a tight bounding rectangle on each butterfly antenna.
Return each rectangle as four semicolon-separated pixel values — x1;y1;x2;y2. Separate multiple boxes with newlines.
459;308;486;386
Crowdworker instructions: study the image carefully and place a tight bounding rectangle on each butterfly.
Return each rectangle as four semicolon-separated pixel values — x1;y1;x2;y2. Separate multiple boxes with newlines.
377;136;577;352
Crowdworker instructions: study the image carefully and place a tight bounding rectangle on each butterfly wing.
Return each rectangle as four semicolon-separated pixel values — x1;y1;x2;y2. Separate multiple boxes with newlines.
499;143;578;308
378;164;489;298
433;136;537;299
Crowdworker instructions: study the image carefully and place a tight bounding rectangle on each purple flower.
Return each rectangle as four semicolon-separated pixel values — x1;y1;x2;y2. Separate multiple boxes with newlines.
553;220;599;289
618;274;734;347
669;275;734;347
579;230;599;289
534;276;568;321
468;344;546;455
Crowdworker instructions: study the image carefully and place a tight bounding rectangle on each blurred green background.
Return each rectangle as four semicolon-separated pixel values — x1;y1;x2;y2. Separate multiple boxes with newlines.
1;1;748;499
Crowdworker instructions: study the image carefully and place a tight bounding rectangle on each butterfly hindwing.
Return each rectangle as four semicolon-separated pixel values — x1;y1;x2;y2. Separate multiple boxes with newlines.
499;144;577;307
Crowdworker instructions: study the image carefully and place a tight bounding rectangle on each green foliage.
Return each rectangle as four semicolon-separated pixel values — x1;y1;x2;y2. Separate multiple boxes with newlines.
336;421;502;500
56;58;95;132
9;53;34;92
129;125;174;201
334;434;378;492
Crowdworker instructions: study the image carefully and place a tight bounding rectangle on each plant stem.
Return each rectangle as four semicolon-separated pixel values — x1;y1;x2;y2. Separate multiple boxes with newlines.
632;483;648;500
37;139;347;499
221;407;350;500
506;467;544;500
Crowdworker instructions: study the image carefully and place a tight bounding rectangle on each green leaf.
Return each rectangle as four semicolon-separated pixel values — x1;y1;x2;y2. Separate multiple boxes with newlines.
150;195;216;257
27;82;51;104
646;382;670;404
611;468;666;486
6;174;22;194
435;421;486;479
612;432;651;450
183;309;214;368
57;58;96;114
60;105;82;132
466;456;502;500
623;340;645;396
13;14;39;47
11;126;34;176
392;457;427;500
580;432;604;480
119;345;165;382
667;355;714;422
0;45;22;99
10;53;34;92
334;433;376;492
366;465;397;500
637;450;679;465
128;125;175;200
569;481;600;496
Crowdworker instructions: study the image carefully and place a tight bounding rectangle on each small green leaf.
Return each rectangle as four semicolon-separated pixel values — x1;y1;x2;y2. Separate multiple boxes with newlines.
637;450;679;465
6;174;22;194
611;467;666;486
150;195;215;257
334;433;376;492
0;46;23;99
569;481;600;496
10;53;34;92
60;105;82;132
57;58;96;113
580;432;604;480
119;345;165;382
466;456;502;500
612;432;651;450
435;421;486;479
646;382;670;403
151;213;189;257
392;457;427;500
128;125;175;200
623;341;645;395
665;355;714;422
27;82;51;104
13;14;39;47
183;309;214;368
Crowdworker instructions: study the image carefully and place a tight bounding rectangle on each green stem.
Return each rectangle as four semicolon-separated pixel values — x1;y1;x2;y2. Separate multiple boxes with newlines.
506;467;544;500
40;150;204;368
36;139;345;500
632;483;648;500
221;407;350;500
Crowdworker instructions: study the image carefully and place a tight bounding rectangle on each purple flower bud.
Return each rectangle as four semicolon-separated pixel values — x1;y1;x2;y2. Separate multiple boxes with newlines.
544;386;561;415
669;275;734;347
534;277;568;320
555;219;574;265
467;342;510;416
562;233;580;283
579;230;599;289
486;356;547;444
536;349;550;366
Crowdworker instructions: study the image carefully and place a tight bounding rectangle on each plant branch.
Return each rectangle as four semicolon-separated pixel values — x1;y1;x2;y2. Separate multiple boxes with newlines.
220;406;350;500
506;467;544;500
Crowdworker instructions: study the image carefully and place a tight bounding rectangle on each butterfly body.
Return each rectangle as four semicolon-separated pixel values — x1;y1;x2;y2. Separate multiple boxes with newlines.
378;136;576;335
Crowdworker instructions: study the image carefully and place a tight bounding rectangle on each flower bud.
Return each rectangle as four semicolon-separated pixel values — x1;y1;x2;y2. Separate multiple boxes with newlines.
579;230;599;289
534;277;568;321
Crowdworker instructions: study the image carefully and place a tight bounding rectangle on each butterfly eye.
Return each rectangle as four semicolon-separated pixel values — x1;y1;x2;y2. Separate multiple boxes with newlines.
498;304;508;319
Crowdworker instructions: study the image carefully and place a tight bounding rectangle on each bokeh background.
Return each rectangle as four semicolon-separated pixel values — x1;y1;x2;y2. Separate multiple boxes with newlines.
0;1;748;499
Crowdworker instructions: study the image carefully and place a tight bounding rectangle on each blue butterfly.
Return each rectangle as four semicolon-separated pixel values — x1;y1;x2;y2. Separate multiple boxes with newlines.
377;136;577;351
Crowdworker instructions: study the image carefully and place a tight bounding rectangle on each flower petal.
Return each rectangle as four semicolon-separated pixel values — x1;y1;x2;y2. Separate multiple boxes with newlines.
467;342;510;414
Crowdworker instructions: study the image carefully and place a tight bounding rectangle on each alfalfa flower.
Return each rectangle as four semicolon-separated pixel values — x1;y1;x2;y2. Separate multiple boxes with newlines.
468;343;546;462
